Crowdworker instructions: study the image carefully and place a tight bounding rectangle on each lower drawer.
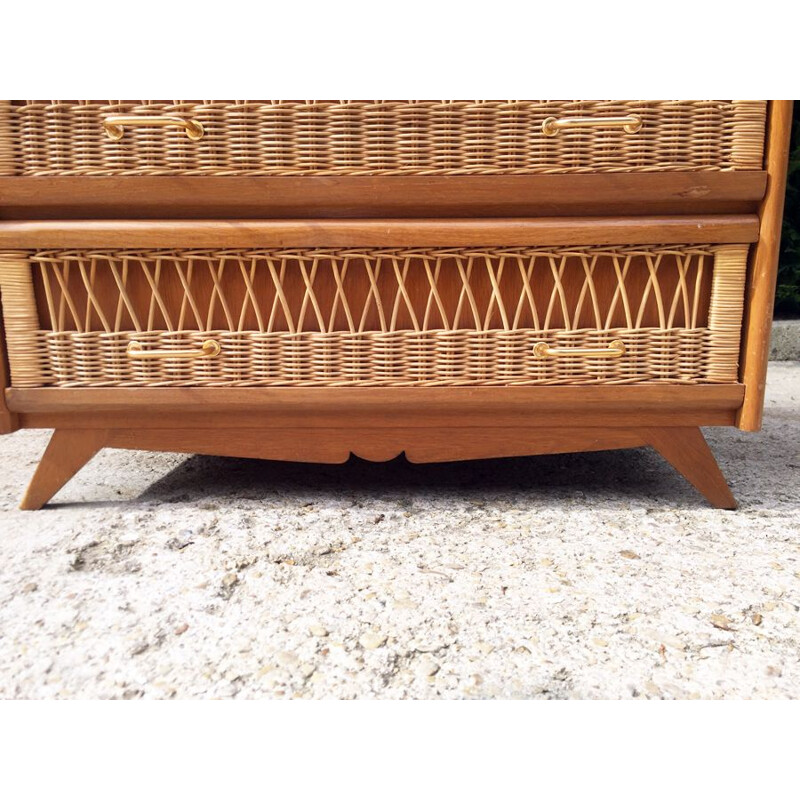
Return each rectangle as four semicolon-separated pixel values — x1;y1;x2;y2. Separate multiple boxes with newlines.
0;244;748;387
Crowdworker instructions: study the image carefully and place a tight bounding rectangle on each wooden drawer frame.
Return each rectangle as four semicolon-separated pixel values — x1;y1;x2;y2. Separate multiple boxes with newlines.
0;100;792;510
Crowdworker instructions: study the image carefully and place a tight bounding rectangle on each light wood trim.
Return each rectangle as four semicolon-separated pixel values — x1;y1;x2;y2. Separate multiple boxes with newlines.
737;101;794;431
0;173;768;220
7;385;744;430
0;216;760;248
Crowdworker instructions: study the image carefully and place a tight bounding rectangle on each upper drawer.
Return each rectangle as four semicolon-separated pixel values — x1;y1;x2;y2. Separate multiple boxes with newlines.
0;100;767;177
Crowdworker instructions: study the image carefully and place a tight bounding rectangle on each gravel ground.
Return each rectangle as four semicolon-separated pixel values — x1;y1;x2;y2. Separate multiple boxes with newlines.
771;319;800;361
0;363;798;699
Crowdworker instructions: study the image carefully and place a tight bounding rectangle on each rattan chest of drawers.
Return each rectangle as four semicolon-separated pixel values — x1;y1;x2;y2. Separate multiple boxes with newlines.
0;100;791;509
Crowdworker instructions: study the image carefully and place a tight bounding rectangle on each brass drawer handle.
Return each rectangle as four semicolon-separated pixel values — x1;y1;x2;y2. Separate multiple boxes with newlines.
103;115;205;141
533;339;626;359
542;115;642;137
126;339;221;359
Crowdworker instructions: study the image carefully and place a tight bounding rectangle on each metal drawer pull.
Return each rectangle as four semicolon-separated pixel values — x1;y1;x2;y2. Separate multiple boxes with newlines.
103;115;205;141
541;115;642;137
533;339;626;359
126;339;221;359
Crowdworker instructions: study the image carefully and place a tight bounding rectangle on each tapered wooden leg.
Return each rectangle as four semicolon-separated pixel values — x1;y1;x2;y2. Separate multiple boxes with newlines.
20;429;107;510
646;427;737;510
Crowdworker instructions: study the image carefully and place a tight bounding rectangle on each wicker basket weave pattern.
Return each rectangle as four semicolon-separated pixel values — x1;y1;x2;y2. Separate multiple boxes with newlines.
0;246;747;387
0;101;767;176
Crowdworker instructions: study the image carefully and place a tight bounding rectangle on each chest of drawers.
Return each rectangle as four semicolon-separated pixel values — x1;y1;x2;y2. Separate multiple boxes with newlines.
0;100;791;509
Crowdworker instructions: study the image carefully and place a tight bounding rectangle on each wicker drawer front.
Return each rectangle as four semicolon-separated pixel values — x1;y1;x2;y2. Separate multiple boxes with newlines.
1;245;748;388
0;101;766;176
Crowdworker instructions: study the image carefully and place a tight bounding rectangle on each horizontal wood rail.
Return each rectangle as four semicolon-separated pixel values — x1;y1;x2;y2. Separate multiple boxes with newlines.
0;216;759;248
8;385;745;430
0;173;768;219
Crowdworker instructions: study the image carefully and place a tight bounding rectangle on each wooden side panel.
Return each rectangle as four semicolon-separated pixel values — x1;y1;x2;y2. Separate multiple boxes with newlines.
737;101;794;430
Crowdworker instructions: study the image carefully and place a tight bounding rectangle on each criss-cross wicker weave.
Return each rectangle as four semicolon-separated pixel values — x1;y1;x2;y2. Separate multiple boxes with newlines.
0;245;747;387
0;101;766;176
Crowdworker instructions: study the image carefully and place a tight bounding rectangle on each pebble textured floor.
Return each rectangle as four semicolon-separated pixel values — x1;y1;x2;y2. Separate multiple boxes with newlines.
0;364;798;699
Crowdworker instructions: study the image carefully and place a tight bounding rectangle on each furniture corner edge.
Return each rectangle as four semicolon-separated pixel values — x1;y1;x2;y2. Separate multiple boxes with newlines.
736;99;794;431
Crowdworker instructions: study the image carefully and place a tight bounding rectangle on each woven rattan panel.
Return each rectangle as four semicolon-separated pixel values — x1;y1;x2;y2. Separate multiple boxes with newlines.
0;101;766;176
0;246;747;387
